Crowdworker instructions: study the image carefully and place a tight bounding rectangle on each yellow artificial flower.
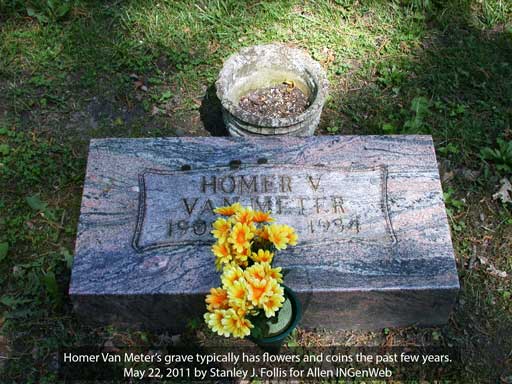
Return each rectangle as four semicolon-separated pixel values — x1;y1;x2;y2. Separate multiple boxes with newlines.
221;264;244;289
266;224;294;250
205;204;299;339
204;310;230;337
214;202;242;216
227;279;248;310
229;222;254;253
251;249;274;263
214;258;223;271
212;242;232;270
221;308;253;338
261;281;285;318
205;287;229;312
232;300;252;317
244;262;266;281
282;224;298;246
211;218;232;243
234;207;254;225
244;263;273;306
246;277;270;307
253;210;274;223
233;245;251;266
262;262;283;283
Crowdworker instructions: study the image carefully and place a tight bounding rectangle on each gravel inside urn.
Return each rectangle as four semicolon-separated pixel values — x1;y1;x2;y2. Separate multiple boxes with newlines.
238;82;310;118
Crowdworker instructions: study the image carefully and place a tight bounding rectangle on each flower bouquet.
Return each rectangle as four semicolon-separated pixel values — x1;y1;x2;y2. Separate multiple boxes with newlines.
204;203;301;345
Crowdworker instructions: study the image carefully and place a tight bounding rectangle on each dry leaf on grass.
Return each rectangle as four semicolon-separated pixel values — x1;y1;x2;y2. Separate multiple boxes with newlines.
487;264;508;278
151;105;163;116
478;256;508;278
320;47;335;67
492;178;512;204
208;41;220;54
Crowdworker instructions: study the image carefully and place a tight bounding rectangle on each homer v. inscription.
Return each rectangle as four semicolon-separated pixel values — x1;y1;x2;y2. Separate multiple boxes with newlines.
132;164;396;252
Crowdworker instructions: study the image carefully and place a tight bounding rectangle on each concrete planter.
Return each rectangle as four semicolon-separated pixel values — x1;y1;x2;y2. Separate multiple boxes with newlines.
216;44;328;136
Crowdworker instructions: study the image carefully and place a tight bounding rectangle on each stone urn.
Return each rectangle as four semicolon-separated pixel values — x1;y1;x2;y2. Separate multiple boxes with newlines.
216;44;329;136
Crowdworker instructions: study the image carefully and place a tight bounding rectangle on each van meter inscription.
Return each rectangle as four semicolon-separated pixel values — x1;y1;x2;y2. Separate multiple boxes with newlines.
133;165;396;252
70;136;459;332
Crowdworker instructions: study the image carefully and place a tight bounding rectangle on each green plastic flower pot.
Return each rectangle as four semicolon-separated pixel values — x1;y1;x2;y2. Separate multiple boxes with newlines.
249;285;302;352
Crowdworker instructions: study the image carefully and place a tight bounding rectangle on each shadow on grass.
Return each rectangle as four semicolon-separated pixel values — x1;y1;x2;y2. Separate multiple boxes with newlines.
324;21;511;147
200;84;228;136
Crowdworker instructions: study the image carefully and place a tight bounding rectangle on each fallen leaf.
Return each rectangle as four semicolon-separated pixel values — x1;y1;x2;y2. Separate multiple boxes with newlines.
478;256;488;265
487;264;508;278
479;256;508;278
482;235;493;245
320;47;335;67
208;40;220;54
441;170;454;183
384;332;394;347
151;105;163;116
492;178;512;204
400;41;410;53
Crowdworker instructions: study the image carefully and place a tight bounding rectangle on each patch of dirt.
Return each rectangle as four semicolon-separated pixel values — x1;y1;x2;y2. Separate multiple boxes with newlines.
238;82;309;118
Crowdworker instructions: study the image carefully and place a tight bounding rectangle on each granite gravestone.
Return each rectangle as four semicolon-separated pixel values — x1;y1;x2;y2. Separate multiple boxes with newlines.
70;136;459;331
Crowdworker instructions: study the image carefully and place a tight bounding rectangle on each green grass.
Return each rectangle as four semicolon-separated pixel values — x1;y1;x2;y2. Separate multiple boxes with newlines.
1;0;511;382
